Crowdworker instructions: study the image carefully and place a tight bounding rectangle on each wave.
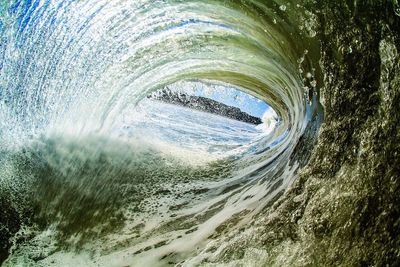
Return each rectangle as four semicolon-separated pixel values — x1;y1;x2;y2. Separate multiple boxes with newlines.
3;0;397;266
3;0;320;265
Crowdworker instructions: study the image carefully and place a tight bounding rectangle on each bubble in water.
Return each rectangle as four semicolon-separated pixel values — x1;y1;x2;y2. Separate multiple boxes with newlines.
279;5;287;11
310;80;317;88
302;11;318;38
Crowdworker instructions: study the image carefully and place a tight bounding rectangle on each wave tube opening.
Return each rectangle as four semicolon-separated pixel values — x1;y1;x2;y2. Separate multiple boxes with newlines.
119;80;279;159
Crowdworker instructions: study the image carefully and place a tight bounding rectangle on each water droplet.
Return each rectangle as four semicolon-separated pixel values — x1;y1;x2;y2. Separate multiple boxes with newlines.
308;30;316;38
310;80;317;87
279;5;287;11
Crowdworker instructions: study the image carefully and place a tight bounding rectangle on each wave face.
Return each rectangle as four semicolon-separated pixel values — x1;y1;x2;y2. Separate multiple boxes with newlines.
1;0;399;266
0;1;321;265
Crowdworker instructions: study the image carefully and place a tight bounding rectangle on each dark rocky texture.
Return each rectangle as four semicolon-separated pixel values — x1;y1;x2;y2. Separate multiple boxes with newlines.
148;89;262;125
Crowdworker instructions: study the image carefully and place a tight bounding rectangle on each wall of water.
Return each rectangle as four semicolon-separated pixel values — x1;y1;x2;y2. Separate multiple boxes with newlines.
2;1;398;266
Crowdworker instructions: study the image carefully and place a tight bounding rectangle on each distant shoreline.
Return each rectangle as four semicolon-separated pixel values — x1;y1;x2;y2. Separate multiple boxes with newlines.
148;90;262;125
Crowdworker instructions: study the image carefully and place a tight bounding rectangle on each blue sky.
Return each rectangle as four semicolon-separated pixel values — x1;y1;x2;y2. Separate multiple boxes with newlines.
190;83;270;118
202;90;270;118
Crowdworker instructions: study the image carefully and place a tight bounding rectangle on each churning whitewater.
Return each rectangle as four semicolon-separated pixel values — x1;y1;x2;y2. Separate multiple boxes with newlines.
2;0;399;266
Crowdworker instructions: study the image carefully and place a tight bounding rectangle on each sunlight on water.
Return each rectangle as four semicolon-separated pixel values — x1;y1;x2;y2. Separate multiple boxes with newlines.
0;0;320;266
112;80;278;159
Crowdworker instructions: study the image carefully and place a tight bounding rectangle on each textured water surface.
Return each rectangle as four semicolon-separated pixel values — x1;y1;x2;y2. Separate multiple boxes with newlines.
1;0;399;266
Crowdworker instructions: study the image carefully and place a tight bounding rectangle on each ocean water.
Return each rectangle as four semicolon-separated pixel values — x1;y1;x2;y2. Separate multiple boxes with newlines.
0;0;315;265
6;0;400;266
0;100;291;266
0;0;319;265
116;99;273;157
